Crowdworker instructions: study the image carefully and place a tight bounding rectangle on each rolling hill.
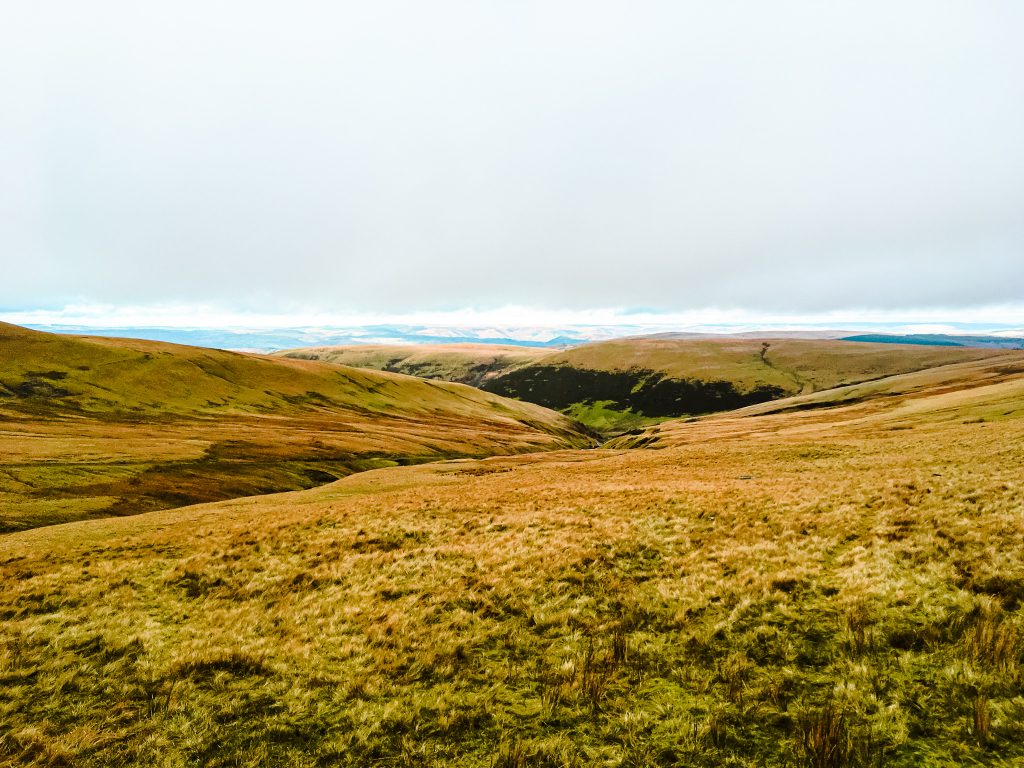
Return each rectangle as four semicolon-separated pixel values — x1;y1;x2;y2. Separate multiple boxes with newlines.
3;343;1023;766
282;337;1006;435
842;333;1024;349
0;322;593;532
607;351;1024;449
276;343;548;387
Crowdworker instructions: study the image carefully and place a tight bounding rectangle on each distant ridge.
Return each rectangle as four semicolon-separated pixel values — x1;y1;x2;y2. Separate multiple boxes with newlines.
842;333;1024;349
281;336;1006;436
18;324;592;352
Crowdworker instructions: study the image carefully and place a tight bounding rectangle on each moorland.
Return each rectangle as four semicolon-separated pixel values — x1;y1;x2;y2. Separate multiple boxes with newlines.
1;325;1023;766
282;338;1002;435
0;323;590;532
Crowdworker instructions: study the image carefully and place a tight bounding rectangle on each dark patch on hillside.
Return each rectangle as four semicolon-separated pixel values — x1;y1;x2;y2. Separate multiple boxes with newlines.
6;454;425;533
0;372;73;399
482;365;786;418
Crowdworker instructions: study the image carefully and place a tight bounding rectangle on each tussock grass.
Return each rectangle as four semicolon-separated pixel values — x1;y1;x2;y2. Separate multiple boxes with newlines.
3;369;1024;766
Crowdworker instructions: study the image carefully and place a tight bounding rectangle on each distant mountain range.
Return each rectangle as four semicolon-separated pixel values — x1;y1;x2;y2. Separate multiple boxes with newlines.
20;324;1024;352
20;324;669;351
840;333;1024;349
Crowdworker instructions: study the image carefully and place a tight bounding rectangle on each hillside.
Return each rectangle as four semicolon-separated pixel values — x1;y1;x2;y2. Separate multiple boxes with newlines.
607;351;1024;449
275;343;548;387
489;339;1010;433
292;337;1004;435
2;350;1023;766
842;333;1024;349
0;323;593;532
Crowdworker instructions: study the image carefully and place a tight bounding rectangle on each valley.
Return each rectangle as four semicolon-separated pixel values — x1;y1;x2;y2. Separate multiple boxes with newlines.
2;328;1023;766
283;337;1003;436
0;323;592;532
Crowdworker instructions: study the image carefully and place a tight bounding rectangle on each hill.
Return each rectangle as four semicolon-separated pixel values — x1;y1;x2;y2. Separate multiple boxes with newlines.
607;351;1024;449
2;347;1023;766
0;323;593;532
297;337;1004;435
488;339;1013;433
275;343;548;387
841;333;1024;349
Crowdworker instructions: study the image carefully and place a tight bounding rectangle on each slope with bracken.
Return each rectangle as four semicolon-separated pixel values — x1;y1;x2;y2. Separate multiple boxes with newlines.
0;322;593;532
2;345;1023;765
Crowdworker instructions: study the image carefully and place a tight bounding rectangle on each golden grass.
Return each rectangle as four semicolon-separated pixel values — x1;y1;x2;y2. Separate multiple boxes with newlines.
0;324;592;531
609;354;1024;449
279;338;1002;398
539;337;1005;393
2;362;1023;766
285;336;1013;436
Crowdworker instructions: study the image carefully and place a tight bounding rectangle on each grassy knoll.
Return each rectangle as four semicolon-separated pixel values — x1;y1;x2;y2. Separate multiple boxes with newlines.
0;323;593;531
275;344;548;387
2;357;1023;766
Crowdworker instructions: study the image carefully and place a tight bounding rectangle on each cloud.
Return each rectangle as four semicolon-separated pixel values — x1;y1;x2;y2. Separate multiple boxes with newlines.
2;1;1023;314
5;302;1024;333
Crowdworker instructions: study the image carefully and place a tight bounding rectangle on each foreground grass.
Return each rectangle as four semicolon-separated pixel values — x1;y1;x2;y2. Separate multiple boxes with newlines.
2;384;1023;766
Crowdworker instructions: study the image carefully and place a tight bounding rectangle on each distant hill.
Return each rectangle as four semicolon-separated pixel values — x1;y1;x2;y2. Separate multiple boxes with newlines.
607;351;1024;449
20;324;603;352
276;343;548;387
482;338;1005;434
0;322;593;531
842;333;1024;349
282;337;1006;435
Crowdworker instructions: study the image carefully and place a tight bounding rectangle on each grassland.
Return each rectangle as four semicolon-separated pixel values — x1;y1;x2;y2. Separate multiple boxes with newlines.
609;353;1024;449
538;338;1000;394
284;338;1005;436
0;323;592;532
276;344;548;387
2;352;1023;766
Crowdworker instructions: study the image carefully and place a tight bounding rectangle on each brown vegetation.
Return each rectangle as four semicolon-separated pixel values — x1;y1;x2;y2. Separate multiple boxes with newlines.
2;352;1023;765
0;323;592;531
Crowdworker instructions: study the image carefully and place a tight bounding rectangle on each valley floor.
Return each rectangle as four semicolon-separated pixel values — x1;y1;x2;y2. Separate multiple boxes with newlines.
3;386;1023;766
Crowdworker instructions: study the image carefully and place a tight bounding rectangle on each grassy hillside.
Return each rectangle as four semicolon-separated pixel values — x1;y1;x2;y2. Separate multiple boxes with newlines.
275;343;547;387
0;323;593;532
842;333;1024;349
481;338;1003;435
608;352;1024;449
2;355;1023;766
279;338;1001;436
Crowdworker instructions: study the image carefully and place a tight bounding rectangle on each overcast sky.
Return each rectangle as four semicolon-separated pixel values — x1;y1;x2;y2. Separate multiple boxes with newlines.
2;1;1023;324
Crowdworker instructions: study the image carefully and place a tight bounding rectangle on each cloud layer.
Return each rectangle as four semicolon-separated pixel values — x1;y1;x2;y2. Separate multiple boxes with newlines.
3;1;1022;314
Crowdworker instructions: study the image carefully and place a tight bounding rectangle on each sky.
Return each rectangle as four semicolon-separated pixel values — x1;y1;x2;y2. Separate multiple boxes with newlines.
2;1;1023;329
